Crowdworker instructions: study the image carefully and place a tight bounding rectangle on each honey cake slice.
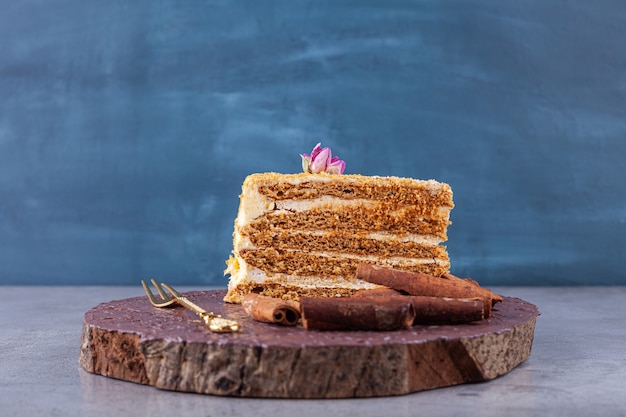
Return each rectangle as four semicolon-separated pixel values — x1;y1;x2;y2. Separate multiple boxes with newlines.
224;172;454;303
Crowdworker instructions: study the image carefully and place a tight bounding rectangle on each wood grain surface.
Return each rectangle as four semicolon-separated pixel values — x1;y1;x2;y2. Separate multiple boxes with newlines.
79;290;538;398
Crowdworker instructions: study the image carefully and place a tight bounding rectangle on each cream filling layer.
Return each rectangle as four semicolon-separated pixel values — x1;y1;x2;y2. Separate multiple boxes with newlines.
227;247;448;287
236;194;451;227
227;260;379;290
239;248;447;265
273;198;451;217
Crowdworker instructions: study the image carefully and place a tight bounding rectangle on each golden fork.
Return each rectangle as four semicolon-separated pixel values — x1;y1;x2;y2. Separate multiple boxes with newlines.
141;279;240;333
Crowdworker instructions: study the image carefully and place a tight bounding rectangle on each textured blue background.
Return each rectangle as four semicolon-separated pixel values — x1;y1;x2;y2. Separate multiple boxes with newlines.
2;1;625;285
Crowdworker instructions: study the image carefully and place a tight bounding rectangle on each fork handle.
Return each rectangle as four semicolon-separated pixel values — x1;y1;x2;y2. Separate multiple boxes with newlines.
175;296;240;333
175;296;218;319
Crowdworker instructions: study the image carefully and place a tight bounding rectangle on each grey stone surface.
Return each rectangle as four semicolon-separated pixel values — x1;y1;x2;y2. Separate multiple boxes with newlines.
1;286;625;416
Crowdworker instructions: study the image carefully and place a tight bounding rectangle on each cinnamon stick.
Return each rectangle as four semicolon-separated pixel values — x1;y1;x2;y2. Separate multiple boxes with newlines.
442;273;503;304
408;296;486;324
356;264;501;307
354;287;488;323
300;296;415;331
242;293;301;326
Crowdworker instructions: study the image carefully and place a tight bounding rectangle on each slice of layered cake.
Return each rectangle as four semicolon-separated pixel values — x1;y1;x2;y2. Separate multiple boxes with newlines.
224;144;454;303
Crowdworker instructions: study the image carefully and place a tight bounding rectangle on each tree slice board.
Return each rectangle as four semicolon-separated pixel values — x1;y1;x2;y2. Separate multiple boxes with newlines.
79;290;538;398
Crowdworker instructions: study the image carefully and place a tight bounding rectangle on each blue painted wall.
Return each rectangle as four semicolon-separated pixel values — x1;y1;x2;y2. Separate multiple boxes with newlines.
2;1;625;285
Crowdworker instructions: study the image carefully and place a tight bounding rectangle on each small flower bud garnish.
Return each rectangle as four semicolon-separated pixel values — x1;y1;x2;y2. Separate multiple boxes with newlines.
300;143;346;174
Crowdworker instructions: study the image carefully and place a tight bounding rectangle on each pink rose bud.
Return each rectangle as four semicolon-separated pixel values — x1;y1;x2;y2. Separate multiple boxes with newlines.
326;157;346;174
300;142;346;174
310;143;323;160
310;147;331;173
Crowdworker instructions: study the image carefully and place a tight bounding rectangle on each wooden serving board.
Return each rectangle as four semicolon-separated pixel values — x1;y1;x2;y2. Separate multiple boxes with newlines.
79;290;538;398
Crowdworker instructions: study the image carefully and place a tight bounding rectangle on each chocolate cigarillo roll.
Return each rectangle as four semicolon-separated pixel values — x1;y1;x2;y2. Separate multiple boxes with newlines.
300;296;415;331
409;296;486;324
